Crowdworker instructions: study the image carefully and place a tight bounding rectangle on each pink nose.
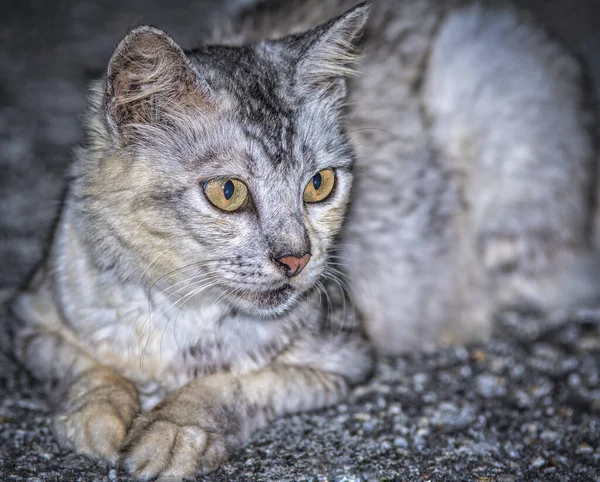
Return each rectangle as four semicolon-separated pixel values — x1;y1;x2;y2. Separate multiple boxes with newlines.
276;253;311;278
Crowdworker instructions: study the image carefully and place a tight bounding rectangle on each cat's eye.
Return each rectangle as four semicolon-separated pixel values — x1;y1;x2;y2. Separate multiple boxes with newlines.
203;178;249;212
303;168;335;203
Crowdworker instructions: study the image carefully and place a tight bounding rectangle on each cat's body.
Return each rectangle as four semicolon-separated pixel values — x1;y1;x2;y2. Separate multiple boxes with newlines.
10;0;599;479
234;0;600;353
347;0;598;352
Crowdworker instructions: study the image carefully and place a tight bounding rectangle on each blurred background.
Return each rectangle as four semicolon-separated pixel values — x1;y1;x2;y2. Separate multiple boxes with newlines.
1;0;600;302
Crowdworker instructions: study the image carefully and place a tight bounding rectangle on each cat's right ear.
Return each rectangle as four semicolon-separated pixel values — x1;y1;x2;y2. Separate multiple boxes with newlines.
295;1;370;99
104;26;208;144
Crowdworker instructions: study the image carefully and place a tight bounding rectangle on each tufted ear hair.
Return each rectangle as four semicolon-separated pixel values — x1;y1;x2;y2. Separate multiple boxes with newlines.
104;26;209;142
296;1;370;97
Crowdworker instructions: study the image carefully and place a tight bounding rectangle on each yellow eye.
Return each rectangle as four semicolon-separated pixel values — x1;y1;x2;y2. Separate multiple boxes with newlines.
203;178;248;212
303;168;335;203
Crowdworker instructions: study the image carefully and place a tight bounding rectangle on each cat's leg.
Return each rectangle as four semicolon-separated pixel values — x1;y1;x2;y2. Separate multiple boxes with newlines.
12;278;139;463
120;333;373;479
423;3;599;314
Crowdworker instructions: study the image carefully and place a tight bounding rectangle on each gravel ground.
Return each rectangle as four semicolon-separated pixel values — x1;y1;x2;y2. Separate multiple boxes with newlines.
1;310;599;481
1;1;600;481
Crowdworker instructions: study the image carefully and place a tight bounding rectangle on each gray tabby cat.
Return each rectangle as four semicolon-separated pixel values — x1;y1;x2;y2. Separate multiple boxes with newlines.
10;0;599;479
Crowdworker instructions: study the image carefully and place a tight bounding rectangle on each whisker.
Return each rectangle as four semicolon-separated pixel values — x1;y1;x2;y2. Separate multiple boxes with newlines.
348;126;412;144
138;274;222;368
158;279;223;360
138;247;170;283
137;272;220;350
321;270;353;338
146;258;225;297
149;271;221;303
315;279;333;328
171;270;261;354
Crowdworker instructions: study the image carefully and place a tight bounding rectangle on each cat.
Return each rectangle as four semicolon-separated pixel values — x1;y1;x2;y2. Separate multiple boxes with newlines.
9;0;599;479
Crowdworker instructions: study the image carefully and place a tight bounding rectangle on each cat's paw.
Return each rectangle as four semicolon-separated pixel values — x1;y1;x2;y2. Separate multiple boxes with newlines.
54;382;139;464
120;411;230;480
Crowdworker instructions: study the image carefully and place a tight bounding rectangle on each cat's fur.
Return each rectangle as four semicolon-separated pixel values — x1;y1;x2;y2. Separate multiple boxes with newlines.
9;0;599;479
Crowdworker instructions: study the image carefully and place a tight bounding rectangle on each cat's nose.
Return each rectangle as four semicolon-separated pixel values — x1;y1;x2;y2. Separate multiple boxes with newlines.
274;253;311;278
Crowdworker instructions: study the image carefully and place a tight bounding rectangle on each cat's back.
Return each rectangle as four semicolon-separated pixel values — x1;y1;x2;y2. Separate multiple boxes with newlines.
213;0;447;47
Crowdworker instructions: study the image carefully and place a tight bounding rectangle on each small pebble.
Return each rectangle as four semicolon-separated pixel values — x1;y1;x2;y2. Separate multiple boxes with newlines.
576;443;594;455
495;475;517;482
471;349;487;362
539;430;559;442
393;437;409;448
530;456;546;469
429;402;475;429
569;373;582;387
476;374;506;398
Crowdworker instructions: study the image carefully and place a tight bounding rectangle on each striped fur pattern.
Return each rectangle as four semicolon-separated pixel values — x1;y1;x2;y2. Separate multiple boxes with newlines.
10;0;600;479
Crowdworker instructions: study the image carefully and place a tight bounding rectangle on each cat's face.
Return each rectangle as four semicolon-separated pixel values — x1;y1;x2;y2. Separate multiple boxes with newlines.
123;73;355;317
78;5;368;318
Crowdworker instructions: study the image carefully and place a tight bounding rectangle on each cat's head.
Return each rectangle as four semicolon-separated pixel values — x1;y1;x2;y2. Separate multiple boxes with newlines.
75;3;369;318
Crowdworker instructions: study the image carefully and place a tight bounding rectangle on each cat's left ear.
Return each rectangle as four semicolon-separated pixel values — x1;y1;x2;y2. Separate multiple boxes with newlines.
296;1;370;99
104;26;209;143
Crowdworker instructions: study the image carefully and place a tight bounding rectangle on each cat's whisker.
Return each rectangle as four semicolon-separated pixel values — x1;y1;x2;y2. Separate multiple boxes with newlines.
173;286;241;354
315;279;333;327
206;285;240;311
149;271;221;304
175;270;260;354
324;275;348;337
125;311;147;366
146;258;225;297
138;274;223;367
147;278;223;361
128;218;152;242
142;263;224;342
328;245;357;253
323;260;347;268
321;270;353;338
170;279;249;354
326;258;352;265
138;247;171;283
313;280;323;308
315;279;343;339
145;274;221;324
158;279;223;360
348;126;412;144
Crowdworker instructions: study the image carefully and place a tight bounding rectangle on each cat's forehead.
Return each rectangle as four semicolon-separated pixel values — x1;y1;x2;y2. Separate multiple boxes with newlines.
197;53;299;134
195;114;312;183
186;46;341;177
189;44;294;105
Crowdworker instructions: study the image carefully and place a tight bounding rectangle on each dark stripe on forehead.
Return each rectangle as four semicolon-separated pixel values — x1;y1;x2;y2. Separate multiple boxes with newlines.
192;45;302;169
231;56;298;167
241;118;300;170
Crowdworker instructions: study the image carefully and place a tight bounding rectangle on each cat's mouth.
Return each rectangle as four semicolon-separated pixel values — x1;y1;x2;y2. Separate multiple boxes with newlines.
231;285;296;314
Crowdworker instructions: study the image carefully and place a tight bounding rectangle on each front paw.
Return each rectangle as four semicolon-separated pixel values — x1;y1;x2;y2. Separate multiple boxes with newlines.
55;383;139;464
120;411;230;480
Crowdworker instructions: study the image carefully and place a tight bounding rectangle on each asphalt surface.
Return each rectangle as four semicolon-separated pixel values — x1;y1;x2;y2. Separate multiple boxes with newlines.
1;309;599;481
1;1;600;481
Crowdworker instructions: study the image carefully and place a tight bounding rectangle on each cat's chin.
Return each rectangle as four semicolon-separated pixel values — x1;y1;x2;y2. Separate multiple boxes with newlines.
230;285;300;317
